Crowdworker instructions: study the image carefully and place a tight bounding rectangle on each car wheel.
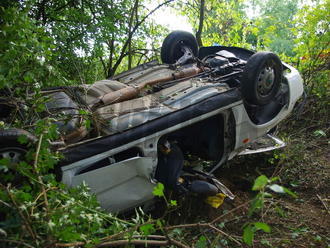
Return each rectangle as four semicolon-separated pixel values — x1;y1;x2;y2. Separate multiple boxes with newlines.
0;129;36;186
161;31;198;64
242;52;282;105
0;129;36;165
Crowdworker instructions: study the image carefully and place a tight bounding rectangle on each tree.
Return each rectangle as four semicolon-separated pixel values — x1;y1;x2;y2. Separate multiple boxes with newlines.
175;0;250;48
1;0;172;85
293;1;329;96
252;0;299;56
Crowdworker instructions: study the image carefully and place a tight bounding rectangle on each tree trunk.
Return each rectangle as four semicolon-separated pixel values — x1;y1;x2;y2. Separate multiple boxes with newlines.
196;0;205;47
128;0;139;70
107;0;174;77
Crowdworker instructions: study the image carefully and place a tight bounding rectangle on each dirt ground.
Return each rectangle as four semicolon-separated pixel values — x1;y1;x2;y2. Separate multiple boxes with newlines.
164;114;330;247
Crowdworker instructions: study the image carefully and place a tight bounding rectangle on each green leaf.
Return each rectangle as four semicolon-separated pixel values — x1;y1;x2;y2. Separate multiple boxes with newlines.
156;219;163;228
268;184;285;193
283;187;298;198
243;225;254;246
170;200;177;206
195;235;207;248
85;119;91;129
254;222;271;233
57;226;81;241
270;176;279;182
152;183;164;197
252;175;269;191
171;228;182;236
18;134;28;144
260;239;271;246
268;184;297;198
275;206;287;217
139;224;155;235
313;130;326;137
0;159;10;167
248;194;264;216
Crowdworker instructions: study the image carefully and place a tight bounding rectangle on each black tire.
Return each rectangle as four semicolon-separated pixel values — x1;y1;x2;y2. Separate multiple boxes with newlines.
0;129;36;165
242;52;283;105
161;31;198;64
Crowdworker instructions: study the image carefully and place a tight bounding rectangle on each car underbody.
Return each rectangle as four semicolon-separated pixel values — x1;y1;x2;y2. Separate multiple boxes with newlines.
0;31;304;213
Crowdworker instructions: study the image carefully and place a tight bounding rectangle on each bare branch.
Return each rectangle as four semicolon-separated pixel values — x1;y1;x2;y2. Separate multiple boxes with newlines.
108;0;174;77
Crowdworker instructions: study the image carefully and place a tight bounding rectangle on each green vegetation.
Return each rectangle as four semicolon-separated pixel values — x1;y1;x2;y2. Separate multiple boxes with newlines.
0;0;329;247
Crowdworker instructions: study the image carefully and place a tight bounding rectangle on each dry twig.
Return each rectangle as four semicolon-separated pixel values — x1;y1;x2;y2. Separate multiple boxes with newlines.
0;239;35;248
54;235;189;248
317;194;330;214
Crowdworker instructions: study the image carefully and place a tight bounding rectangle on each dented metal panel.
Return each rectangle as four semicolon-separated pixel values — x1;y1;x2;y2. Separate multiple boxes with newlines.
71;157;156;212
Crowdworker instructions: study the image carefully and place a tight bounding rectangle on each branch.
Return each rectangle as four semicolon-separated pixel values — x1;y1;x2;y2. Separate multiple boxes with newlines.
0;239;35;248
96;239;169;247
210;200;250;224
128;0;139;70
108;0;174;77
33;134;49;212
165;222;241;246
163;201;253;246
99;56;107;77
54;236;188;248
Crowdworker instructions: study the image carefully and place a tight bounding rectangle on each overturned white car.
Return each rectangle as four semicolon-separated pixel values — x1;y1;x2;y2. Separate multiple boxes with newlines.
0;31;304;212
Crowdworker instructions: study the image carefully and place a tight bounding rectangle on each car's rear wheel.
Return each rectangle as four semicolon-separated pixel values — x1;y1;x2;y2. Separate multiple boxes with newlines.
0;146;27;164
242;52;282;105
0;129;36;165
0;129;36;185
161;31;198;64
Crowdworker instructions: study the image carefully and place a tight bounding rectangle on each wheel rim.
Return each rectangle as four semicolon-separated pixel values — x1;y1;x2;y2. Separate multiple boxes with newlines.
257;61;276;97
173;40;186;59
0;147;26;164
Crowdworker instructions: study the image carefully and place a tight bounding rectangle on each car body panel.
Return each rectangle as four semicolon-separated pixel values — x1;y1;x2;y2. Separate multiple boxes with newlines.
1;43;304;213
70;157;155;212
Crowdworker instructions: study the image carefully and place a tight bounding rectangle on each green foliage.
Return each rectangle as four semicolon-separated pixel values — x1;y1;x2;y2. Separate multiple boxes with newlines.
293;1;329;97
252;0;299;56
195;235;208;248
243;222;271;246
0;119;140;247
152;182;177;207
152;182;165;197
243;175;296;246
139;223;155;235
177;0;250;48
0;7;64;89
268;183;297;198
1;0;168;87
313;130;327;137
252;175;268;191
